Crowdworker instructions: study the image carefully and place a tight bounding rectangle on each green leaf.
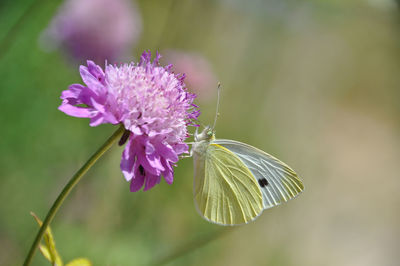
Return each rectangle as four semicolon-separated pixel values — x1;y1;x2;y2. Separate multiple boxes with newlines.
65;258;92;266
38;245;52;262
31;212;63;266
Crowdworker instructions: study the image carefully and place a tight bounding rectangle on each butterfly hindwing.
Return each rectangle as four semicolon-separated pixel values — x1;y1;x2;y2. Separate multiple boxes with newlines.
193;143;263;225
212;139;304;210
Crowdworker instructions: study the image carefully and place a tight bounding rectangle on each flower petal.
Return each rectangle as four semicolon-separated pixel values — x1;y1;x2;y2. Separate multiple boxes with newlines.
87;60;106;84
143;173;161;191
58;104;94;118
65;84;98;105
137;152;161;176
156;142;179;163
161;160;174;184
89;98;118;124
79;65;105;95
145;153;165;172
145;141;155;154
130;171;145;192
130;125;143;135
89;113;106;127
173;143;189;155
60;91;80;105
120;139;135;181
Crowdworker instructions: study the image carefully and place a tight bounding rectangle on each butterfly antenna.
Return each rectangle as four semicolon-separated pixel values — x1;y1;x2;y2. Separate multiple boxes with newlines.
212;83;221;130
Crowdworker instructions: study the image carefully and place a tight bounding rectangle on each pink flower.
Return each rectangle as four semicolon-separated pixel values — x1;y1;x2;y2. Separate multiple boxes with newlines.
163;50;218;102
40;0;142;63
59;51;200;191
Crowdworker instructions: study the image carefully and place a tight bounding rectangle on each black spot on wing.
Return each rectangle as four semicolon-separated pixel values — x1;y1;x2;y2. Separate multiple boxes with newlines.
258;178;269;187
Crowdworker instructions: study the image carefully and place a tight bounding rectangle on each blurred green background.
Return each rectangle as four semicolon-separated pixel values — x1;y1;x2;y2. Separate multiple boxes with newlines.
1;0;400;265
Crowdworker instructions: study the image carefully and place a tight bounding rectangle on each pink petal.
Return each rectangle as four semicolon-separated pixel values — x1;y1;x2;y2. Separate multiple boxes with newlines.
130;125;143;135
103;112;119;124
58;104;94;118
130;174;145;192
90;97;105;113
137;153;161;175
145;141;155;154
144;174;161;191
120;138;135;181
162;161;174;184
79;65;105;95
87;60;105;84
173;143;189;155
156;142;179;163
90;97;118;124
89;113;106;126
69;84;98;105
145;153;165;172
130;160;146;192
60;92;80;105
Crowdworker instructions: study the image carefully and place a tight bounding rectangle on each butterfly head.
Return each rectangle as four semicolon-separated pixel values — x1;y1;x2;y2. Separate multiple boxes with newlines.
194;125;215;142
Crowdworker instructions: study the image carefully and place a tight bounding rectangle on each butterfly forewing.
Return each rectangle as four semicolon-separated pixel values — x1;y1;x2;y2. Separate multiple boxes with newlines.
193;143;263;225
212;139;304;210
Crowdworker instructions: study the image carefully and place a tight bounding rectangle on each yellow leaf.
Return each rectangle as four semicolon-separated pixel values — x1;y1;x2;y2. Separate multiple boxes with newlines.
31;212;63;266
65;258;92;266
38;245;52;262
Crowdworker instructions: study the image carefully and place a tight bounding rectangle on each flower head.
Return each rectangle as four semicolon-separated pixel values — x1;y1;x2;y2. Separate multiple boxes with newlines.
59;51;199;191
40;0;142;63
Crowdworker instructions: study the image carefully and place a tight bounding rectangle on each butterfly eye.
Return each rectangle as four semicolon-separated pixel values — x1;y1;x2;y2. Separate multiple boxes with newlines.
207;131;213;137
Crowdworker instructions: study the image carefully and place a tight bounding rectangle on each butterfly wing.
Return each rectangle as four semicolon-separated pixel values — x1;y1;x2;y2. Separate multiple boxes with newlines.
212;139;304;210
193;143;264;225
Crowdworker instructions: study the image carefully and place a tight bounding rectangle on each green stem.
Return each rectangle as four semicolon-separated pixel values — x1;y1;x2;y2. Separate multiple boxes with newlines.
23;125;125;266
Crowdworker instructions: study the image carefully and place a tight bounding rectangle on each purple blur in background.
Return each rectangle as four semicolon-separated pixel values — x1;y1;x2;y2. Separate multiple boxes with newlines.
40;0;142;64
163;50;218;103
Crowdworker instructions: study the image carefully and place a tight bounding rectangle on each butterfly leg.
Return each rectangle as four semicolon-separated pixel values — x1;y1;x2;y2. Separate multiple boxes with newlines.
180;143;195;158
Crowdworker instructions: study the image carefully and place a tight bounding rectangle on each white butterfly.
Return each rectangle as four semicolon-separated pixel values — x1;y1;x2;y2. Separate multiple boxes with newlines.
190;86;304;225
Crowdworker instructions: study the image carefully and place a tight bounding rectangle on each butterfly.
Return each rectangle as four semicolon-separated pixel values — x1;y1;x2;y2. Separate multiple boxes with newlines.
191;125;304;225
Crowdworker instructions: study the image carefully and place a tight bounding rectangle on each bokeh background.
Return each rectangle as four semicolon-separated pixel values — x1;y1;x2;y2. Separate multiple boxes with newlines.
1;0;400;265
